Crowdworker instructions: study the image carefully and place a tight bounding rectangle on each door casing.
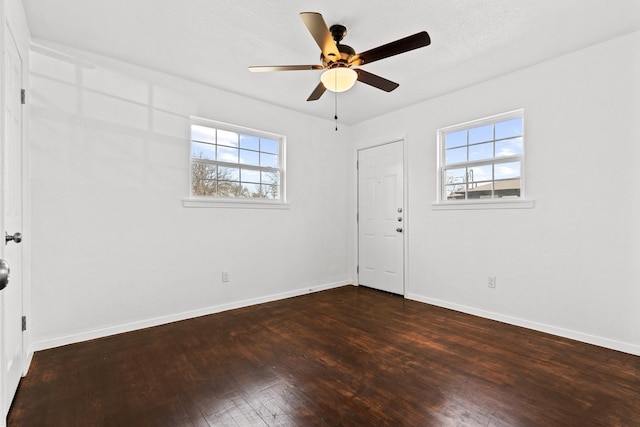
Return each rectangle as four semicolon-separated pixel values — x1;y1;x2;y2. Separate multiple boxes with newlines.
356;138;407;295
1;17;30;424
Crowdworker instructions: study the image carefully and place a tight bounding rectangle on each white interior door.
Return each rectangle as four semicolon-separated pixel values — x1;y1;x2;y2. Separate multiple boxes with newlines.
358;141;404;295
1;26;24;418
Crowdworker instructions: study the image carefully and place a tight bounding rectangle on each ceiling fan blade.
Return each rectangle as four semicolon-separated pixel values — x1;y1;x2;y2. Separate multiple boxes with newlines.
307;82;326;101
350;31;431;66
249;65;323;72
300;12;341;60
355;69;399;92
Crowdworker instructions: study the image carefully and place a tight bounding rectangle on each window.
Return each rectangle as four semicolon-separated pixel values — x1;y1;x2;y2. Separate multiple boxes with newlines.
188;117;285;205
438;110;526;205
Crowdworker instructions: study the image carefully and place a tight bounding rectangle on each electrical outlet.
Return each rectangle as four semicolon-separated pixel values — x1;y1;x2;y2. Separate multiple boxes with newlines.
222;271;230;283
488;276;496;288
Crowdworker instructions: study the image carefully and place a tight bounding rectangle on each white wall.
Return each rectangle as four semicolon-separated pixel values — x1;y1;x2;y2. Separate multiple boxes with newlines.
29;40;354;350
352;31;640;355
29;30;640;355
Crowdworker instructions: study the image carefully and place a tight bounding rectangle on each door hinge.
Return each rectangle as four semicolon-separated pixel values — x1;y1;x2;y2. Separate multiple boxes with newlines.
356;212;359;222
22;316;27;331
356;160;359;169
356;265;359;274
21;89;26;105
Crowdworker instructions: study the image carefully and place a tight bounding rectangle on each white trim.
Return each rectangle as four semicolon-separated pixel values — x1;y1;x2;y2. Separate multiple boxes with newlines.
402;137;410;297
439;108;525;134
2;18;32;425
182;198;291;209
437;109;527;204
432;199;535;210
189;116;283;141
355;137;408;296
406;293;640;357
32;281;352;351
188;115;287;206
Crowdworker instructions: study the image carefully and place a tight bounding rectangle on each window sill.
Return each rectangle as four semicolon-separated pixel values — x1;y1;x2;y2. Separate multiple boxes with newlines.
432;199;535;211
183;198;291;209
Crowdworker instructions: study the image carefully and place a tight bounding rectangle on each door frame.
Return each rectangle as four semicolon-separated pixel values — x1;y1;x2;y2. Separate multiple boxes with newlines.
0;10;32;423
354;136;409;296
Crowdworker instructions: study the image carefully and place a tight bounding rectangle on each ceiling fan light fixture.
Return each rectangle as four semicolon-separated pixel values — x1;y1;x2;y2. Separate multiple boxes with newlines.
321;68;357;93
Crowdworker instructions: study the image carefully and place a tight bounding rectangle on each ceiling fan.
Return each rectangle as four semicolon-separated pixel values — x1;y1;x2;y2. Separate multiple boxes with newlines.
249;12;431;101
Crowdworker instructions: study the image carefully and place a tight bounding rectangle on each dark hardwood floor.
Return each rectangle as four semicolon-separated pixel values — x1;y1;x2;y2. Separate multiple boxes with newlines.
8;286;640;426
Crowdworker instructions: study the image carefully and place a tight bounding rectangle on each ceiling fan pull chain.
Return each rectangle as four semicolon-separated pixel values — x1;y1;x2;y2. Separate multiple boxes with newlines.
334;73;339;131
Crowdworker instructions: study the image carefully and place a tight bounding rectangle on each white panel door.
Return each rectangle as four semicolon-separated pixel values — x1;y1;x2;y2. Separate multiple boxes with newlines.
1;26;24;418
358;141;404;295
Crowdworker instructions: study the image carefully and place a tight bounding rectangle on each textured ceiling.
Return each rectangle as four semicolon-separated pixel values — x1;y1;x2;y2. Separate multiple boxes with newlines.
22;0;640;125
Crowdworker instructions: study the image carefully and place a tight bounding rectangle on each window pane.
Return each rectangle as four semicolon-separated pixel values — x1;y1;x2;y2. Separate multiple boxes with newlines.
189;121;284;201
263;185;279;199
191;141;216;160
216;180;239;197
469;124;493;144
467;181;493;199
468;142;493;162
242;183;261;197
191;125;216;143
262;171;280;185
218;166;240;181
239;149;259;166
261;138;279;154
261;153;278;168
495;161;520;180
446;184;465;200
445;130;467;149
445;168;467;186
438;112;524;203
495;137;523;157
217;129;239;147
468;165;492;185
241;169;260;183
445;146;467;165
217;146;238;163
191;163;217;196
240;134;259;151
495;162;521;198
495;117;522;140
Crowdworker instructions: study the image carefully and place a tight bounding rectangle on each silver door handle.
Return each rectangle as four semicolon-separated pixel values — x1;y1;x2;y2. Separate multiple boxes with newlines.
5;232;22;244
0;259;9;291
396;228;403;233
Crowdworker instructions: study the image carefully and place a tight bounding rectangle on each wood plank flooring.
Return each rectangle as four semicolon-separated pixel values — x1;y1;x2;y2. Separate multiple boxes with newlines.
8;285;640;426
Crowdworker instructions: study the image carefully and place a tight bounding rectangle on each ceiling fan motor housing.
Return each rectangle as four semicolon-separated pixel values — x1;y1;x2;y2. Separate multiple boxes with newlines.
330;24;347;43
321;24;355;69
321;45;355;68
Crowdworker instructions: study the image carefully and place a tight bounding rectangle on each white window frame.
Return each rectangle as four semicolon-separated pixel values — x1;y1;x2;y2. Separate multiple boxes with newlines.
183;116;289;209
433;109;534;210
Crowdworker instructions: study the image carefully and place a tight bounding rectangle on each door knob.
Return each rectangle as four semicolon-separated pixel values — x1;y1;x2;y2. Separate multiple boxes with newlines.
0;259;9;291
396;227;403;233
5;232;22;244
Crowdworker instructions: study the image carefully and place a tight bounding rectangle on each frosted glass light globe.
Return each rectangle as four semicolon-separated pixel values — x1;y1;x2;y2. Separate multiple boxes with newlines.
321;68;358;92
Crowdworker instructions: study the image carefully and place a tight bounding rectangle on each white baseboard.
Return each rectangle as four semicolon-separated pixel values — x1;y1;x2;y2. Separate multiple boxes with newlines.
33;284;638;357
406;293;640;357
23;349;34;376
33;281;352;351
